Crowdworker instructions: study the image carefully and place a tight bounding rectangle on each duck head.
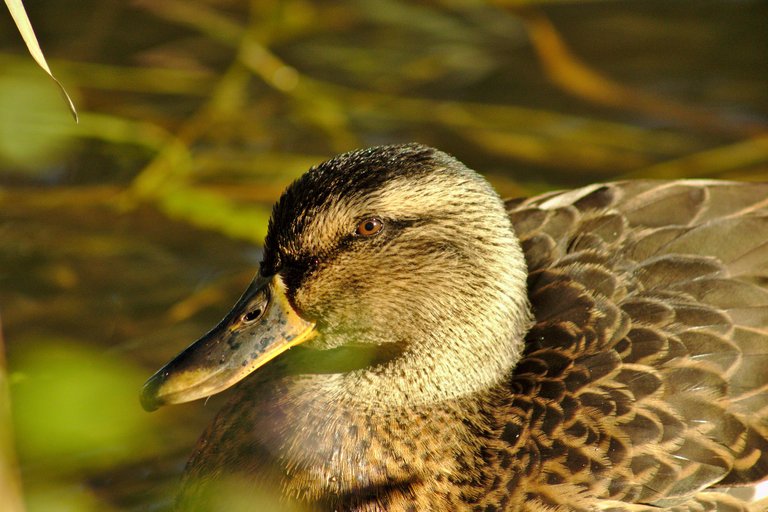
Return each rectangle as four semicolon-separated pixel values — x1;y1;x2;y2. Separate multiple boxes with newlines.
141;143;532;412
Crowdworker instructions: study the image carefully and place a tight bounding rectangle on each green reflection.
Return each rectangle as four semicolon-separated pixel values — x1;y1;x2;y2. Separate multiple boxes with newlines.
24;482;109;512
180;475;306;512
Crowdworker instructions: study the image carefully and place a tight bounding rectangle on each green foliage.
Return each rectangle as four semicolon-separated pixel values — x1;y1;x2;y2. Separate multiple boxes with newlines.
10;337;158;469
0;66;77;172
160;186;272;243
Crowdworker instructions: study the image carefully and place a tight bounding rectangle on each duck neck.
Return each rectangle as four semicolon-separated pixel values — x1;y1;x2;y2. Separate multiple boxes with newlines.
342;242;532;409
257;238;532;502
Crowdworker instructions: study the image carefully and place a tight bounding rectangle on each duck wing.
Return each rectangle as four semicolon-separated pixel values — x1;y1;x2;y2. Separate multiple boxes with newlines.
504;181;768;510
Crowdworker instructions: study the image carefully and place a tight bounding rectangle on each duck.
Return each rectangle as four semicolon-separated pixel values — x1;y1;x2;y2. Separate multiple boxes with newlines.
141;143;768;512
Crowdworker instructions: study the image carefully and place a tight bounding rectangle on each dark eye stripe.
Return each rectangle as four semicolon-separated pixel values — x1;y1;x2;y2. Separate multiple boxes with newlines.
273;217;422;295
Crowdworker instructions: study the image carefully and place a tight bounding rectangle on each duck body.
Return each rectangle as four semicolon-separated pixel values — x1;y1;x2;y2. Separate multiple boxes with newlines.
143;145;768;511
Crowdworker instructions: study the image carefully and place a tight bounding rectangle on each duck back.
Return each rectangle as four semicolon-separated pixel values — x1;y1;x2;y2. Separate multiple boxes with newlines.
486;180;768;511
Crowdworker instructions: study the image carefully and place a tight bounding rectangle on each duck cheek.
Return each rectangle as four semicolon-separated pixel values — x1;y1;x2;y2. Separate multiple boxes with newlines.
288;274;339;324
293;271;352;315
287;287;315;322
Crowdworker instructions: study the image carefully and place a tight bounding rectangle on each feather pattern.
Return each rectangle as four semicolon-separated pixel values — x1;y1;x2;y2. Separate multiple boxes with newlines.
490;181;768;511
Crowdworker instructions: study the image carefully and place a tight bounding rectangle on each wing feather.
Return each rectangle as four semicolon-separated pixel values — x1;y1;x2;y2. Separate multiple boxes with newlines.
503;180;768;511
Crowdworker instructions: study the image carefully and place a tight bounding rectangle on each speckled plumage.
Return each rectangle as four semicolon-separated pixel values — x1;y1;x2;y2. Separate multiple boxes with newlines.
173;145;768;511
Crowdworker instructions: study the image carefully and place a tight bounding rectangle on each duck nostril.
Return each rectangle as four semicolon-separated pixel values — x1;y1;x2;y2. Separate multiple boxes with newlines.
242;308;263;323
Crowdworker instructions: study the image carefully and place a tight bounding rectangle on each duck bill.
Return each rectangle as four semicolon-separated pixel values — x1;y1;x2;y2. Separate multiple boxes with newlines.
140;274;315;412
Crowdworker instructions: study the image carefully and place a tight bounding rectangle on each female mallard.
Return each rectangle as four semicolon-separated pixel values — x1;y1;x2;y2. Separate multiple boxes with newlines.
142;143;768;511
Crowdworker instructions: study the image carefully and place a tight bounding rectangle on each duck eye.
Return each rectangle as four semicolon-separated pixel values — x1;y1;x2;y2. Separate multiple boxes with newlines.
356;217;384;237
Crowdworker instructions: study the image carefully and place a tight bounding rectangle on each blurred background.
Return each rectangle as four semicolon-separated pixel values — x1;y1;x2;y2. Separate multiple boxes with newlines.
0;0;766;510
